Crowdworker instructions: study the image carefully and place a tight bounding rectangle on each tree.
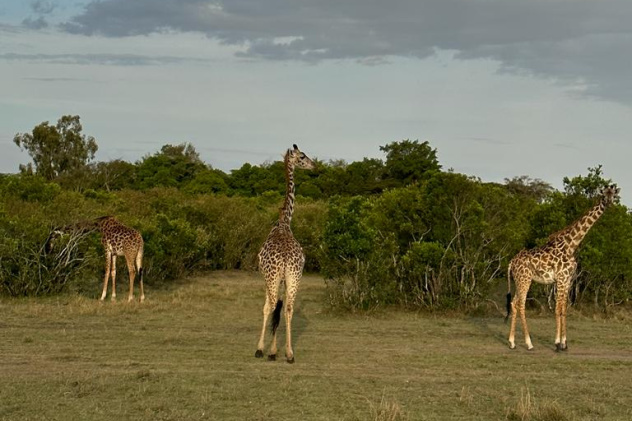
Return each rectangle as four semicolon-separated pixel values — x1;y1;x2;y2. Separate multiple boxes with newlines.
135;143;207;189
380;139;441;186
504;175;553;203
13;115;98;181
563;165;611;198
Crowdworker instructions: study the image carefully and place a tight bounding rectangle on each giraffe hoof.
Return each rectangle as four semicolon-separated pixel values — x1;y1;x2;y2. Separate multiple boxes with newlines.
555;343;568;352
509;343;516;350
255;350;264;358
286;357;295;364
527;347;534;351
267;354;277;361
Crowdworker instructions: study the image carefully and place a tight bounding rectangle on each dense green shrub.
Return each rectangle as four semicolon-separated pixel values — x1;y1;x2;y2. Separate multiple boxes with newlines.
3;137;632;313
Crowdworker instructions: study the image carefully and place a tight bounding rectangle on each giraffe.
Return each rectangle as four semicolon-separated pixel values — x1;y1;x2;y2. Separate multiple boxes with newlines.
506;184;620;351
255;144;315;363
46;216;145;302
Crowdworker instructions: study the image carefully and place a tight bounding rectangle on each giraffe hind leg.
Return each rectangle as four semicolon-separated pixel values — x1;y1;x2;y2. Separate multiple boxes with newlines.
268;299;283;361
256;271;281;359
125;254;136;302
136;246;145;302
101;252;112;301
509;275;533;350
284;270;302;364
110;255;117;301
555;280;571;352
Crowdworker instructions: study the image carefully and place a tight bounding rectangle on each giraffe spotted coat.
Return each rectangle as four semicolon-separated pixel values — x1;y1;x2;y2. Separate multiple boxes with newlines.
507;184;620;351
255;144;315;364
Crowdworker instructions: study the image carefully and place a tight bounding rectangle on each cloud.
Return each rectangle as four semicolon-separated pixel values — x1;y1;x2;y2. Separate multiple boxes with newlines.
58;0;632;104
0;52;210;66
20;0;57;29
22;16;48;30
31;0;56;15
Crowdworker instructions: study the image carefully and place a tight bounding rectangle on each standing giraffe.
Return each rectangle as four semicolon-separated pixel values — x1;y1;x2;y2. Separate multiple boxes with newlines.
506;184;620;351
46;216;145;302
255;144;315;363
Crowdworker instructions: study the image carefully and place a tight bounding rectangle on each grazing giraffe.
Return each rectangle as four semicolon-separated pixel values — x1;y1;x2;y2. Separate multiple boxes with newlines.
46;216;145;302
255;144;315;363
506;184;620;351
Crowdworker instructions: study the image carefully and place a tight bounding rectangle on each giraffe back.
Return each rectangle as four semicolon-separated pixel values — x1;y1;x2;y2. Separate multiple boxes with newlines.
97;217;143;257
258;225;305;279
509;242;576;285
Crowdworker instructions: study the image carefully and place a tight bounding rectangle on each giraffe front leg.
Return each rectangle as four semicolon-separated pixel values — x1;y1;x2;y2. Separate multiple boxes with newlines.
101;252;112;301
560;304;568;351
555;283;570;352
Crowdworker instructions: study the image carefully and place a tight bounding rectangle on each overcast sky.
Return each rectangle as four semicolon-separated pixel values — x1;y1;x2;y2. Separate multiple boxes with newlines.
1;0;631;197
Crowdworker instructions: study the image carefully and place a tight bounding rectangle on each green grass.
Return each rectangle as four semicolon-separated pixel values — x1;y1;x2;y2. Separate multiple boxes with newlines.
1;271;631;420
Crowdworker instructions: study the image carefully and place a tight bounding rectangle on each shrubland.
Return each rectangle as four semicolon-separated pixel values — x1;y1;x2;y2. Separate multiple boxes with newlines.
2;115;631;314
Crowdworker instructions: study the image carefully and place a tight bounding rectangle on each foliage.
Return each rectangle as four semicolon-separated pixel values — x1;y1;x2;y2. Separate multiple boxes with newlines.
380;139;441;186
4;119;632;312
135;143;207;190
320;172;536;310
13;115;98;181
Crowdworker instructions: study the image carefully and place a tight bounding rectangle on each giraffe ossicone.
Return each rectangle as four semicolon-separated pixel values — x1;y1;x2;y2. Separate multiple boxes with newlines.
506;184;620;351
255;144;315;363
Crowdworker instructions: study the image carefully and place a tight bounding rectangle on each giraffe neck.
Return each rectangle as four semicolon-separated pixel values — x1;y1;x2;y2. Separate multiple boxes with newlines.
564;199;607;254
65;216;112;234
279;151;295;228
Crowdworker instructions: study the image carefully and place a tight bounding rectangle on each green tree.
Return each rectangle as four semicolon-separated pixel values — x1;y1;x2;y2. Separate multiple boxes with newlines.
504;175;553;203
13;115;98;181
563;165;610;198
135;143;207;189
380;139;441;186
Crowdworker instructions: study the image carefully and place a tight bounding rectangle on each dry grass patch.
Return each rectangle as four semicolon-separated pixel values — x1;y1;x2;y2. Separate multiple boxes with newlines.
1;271;631;420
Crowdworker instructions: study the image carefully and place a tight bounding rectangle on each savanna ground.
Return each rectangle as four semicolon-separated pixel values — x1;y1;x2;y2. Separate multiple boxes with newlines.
0;271;631;421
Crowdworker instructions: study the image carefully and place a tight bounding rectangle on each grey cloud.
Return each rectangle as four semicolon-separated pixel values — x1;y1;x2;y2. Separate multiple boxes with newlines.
31;0;56;15
0;52;209;66
21;1;56;30
60;0;632;104
22;16;49;30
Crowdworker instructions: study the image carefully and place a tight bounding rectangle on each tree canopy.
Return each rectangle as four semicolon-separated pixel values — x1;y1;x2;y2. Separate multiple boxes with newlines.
13;115;98;181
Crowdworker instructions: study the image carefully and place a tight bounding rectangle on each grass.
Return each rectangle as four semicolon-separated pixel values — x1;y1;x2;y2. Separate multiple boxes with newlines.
0;271;631;420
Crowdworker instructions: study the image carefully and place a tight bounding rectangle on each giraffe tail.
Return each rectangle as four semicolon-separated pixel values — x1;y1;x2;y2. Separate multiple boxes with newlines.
271;300;283;335
505;261;513;323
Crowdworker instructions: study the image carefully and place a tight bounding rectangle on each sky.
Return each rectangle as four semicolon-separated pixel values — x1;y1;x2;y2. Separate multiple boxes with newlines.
1;0;631;197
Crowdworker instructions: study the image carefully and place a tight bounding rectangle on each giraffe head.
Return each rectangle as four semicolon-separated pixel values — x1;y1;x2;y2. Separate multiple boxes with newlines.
44;228;65;254
600;184;621;206
287;144;316;170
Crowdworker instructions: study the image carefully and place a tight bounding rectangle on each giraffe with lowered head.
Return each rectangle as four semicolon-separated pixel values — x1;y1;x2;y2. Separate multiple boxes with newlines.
46;216;145;302
255;144;315;363
506;184;620;351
